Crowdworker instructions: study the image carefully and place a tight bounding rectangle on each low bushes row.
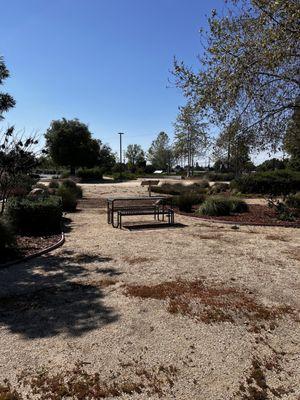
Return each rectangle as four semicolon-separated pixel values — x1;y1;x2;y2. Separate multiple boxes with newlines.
76;167;104;181
231;170;300;195
152;181;209;196
204;172;235;182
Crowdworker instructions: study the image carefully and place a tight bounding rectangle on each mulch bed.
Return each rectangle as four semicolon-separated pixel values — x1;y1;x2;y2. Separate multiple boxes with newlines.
0;233;62;265
176;204;300;227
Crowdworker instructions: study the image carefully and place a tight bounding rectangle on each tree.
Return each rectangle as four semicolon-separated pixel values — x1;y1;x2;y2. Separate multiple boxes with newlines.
148;132;173;171
257;158;287;172
0;57;38;213
212;120;254;174
0;56;15;120
173;104;208;176
125;144;145;171
97;142;116;171
0;128;38;213
284;97;300;170
45;118;100;174
173;0;300;153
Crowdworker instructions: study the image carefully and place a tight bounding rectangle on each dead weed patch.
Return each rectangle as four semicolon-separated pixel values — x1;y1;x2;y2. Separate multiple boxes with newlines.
125;280;293;327
7;361;178;399
237;356;293;400
122;256;155;265
284;248;300;262
265;235;289;242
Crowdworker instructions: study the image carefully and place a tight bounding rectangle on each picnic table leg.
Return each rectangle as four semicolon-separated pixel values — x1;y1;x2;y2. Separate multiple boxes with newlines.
107;202;111;224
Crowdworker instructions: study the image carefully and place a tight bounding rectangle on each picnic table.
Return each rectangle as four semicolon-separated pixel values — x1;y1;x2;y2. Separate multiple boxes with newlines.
106;196;174;228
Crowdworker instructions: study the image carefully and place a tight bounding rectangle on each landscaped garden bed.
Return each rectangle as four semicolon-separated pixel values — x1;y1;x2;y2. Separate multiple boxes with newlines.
175;203;300;227
0;232;63;265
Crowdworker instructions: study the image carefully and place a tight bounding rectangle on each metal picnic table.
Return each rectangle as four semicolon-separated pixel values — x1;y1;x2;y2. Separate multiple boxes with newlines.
106;196;173;228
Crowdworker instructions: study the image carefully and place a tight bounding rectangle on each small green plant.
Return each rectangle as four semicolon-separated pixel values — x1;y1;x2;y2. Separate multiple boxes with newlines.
267;197;296;221
57;186;78;212
61;179;83;199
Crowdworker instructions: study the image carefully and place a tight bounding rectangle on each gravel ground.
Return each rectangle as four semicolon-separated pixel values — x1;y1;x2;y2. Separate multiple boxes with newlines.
0;181;299;399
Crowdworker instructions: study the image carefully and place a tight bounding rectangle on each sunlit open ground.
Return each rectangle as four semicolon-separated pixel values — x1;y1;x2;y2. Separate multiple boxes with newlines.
0;181;299;399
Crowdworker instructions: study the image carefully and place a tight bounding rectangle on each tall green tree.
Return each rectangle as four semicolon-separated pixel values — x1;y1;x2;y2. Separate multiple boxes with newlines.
173;104;208;176
45;118;100;174
148;132;173;171
173;0;299;152
125;144;145;168
213;120;254;174
0;56;15;120
284;97;300;170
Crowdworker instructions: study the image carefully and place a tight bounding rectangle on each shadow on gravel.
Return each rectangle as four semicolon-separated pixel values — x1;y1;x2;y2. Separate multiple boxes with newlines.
0;249;119;339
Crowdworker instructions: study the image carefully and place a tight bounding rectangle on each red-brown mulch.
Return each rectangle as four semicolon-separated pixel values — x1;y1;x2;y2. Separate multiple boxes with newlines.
0;233;62;265
176;204;300;227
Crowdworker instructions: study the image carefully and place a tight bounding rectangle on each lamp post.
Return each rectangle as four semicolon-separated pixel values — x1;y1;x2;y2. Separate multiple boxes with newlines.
117;132;124;178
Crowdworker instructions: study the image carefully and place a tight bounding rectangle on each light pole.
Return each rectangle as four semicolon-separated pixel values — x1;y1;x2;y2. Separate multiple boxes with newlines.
117;132;124;178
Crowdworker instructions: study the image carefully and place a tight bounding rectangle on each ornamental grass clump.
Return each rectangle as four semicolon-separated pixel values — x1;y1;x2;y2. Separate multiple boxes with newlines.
197;196;248;216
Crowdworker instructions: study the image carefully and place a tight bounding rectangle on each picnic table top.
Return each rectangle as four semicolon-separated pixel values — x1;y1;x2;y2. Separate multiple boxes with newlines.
106;195;171;202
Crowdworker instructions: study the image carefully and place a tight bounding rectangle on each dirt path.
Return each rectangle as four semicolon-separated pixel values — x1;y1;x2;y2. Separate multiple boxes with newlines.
0;181;299;399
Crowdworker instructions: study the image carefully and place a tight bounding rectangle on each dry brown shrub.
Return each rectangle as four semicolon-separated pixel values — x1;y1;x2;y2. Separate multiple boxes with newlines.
125;280;293;326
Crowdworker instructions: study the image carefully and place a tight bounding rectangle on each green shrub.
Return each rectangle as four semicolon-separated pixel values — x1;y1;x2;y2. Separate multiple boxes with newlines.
6;196;62;233
173;193;205;212
209;182;230;194
49;180;59;189
152;182;208;196
198;197;232;216
76;167;104;181
231;170;300;195
61;179;83;199
57;186;78;212
0;218;16;254
198;196;249;216
60;171;70;179
111;172;138;181
189;180;210;189
285;192;300;210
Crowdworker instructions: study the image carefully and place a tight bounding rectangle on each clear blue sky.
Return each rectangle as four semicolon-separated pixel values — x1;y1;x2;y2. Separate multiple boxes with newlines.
1;0;225;159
